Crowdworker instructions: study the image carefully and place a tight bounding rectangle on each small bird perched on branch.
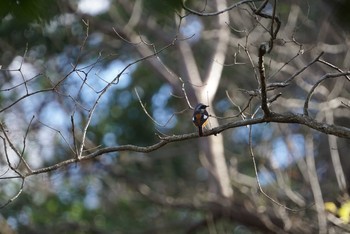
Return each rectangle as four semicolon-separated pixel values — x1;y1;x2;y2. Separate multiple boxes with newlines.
192;103;209;137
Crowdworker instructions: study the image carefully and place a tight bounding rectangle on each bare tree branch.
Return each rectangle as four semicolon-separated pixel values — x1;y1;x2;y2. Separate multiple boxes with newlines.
304;72;350;116
182;0;264;17
258;43;270;116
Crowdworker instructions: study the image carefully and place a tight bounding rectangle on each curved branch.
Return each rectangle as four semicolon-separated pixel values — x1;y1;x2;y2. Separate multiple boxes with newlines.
0;178;25;208
182;0;264;17
304;71;350;116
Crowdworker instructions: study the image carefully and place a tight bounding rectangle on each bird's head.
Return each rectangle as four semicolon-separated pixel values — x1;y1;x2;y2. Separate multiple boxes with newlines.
195;103;208;111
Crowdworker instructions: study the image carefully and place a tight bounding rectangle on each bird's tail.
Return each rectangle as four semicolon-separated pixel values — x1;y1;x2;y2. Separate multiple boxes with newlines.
198;127;203;136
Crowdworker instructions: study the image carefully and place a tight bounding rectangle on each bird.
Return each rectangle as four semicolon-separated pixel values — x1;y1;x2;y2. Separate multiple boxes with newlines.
192;103;209;137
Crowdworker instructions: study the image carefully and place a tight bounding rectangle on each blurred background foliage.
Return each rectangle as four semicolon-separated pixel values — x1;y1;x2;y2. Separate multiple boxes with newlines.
0;0;350;233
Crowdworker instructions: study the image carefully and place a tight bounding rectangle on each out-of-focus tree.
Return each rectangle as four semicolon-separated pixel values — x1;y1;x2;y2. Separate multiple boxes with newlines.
1;0;350;233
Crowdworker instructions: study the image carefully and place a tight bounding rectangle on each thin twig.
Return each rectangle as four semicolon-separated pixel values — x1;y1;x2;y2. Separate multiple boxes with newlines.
247;123;300;212
304;72;350;116
0;178;25;209
0;123;32;174
179;77;193;109
318;59;350;82
18;43;29;94
182;0;264;17
284;52;324;84
70;115;79;159
18;115;35;172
